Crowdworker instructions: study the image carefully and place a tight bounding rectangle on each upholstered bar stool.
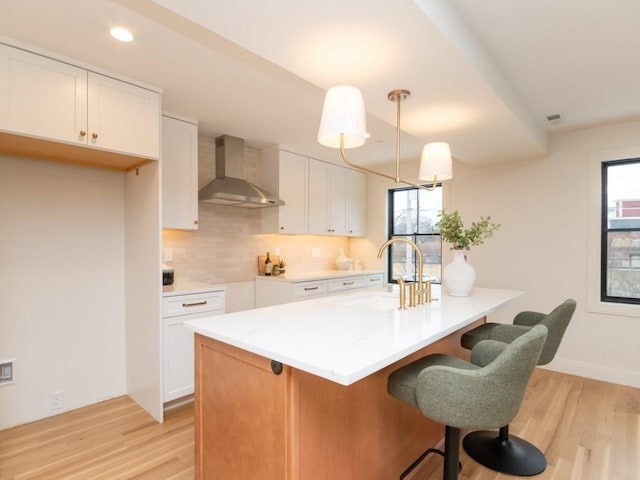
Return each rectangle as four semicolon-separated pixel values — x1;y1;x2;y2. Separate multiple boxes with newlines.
460;298;576;476
387;325;547;480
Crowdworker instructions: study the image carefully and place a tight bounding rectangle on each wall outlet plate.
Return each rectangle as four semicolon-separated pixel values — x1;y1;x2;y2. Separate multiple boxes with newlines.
50;391;64;410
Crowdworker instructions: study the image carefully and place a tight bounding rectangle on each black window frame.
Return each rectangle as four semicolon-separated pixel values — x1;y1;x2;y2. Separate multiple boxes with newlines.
600;157;640;305
387;184;442;285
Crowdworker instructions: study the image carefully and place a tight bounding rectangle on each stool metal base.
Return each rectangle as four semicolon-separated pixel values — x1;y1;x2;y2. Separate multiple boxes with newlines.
400;426;463;480
463;427;546;476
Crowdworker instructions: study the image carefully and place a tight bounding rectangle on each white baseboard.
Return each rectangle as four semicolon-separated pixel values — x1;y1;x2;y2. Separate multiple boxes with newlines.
544;358;640;389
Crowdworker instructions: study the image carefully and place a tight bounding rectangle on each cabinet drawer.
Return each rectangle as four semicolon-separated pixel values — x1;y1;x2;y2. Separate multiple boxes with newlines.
328;276;366;293
163;290;225;318
365;273;384;287
291;280;327;299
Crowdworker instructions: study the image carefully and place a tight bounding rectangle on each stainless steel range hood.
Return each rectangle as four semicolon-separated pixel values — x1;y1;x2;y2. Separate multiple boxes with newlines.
198;135;284;208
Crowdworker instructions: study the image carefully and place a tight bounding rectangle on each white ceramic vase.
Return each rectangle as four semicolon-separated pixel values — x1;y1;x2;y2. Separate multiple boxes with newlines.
443;250;476;296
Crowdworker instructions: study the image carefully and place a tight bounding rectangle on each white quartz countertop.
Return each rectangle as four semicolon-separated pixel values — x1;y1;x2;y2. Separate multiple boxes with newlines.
255;269;383;282
162;281;225;297
185;286;523;386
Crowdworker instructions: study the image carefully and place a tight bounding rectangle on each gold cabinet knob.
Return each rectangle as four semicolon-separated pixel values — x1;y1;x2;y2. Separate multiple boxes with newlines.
79;130;86;137
92;133;99;139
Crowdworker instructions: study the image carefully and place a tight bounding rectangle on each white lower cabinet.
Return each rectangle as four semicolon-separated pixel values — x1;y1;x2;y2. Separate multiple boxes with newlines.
255;272;383;308
162;288;225;402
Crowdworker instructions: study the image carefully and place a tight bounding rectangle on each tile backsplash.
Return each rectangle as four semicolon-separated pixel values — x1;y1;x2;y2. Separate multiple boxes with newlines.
162;133;352;285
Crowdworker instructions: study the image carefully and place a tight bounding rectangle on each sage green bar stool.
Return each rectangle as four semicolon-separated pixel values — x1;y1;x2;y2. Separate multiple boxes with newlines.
460;298;576;476
387;325;547;480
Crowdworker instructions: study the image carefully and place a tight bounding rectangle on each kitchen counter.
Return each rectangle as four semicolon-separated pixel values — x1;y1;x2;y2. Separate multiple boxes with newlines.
186;285;521;385
188;285;523;480
162;280;225;297
255;268;383;282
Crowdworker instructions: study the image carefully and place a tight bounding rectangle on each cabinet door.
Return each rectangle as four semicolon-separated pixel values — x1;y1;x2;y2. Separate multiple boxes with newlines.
162;115;199;230
0;44;87;145
327;164;347;235
277;151;308;233
346;169;366;236
308;159;329;235
163;317;195;402
87;72;160;159
309;160;347;236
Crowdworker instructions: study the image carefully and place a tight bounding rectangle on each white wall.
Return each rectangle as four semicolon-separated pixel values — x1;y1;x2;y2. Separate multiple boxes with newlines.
0;155;127;429
355;121;640;388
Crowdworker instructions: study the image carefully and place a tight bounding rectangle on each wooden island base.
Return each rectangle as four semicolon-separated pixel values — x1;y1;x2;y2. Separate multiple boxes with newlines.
194;319;482;480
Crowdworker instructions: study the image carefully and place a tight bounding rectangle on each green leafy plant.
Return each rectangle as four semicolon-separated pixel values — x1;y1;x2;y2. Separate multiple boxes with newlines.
436;210;500;250
277;259;287;269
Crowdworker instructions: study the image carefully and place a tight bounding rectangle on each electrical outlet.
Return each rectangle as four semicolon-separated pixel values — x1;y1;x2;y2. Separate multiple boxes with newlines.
163;248;173;262
50;391;64;410
311;248;321;258
0;359;15;386
274;247;281;256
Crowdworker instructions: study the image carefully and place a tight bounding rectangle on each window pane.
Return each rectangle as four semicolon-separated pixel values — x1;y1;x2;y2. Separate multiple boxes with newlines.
602;159;640;304
606;162;640;227
417;188;442;234
388;238;416;282
388;237;442;282
606;232;640;300
392;189;417;234
416;236;442;282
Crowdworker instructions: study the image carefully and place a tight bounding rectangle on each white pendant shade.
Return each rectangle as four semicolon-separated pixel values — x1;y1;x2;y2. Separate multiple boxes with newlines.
419;142;453;182
317;85;367;149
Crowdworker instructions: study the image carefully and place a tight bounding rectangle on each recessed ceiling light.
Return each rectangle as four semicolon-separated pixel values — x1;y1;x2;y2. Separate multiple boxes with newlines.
110;27;134;42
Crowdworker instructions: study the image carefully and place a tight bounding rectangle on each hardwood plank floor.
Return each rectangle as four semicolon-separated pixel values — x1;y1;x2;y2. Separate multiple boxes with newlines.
1;369;638;479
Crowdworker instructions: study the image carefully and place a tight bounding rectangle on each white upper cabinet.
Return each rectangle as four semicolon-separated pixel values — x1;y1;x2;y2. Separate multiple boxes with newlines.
261;147;308;234
87;72;160;159
308;159;347;236
0;42;161;169
162;115;199;230
346;169;366;236
0;44;87;144
262;148;367;237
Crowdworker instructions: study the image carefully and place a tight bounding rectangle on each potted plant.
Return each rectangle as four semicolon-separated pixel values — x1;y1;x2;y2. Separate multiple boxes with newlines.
273;259;287;276
435;210;500;296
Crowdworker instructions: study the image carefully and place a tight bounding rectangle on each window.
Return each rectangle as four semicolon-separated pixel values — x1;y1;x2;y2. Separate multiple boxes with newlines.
387;185;442;283
601;158;640;304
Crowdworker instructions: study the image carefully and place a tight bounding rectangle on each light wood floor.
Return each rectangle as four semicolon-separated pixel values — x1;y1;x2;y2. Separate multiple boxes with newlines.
1;369;638;480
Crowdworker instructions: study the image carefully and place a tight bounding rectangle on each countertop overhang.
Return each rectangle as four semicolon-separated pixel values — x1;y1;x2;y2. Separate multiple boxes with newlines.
185;286;523;386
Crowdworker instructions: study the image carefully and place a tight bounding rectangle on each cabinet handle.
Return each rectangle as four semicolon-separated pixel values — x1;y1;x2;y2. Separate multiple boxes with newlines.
342;281;354;286
280;226;285;230
370;278;378;282
183;300;208;307
79;130;86;137
304;286;319;291
194;220;198;225
92;132;99;139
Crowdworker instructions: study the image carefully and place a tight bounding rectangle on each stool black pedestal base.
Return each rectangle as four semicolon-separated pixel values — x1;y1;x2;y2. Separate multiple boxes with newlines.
463;426;546;476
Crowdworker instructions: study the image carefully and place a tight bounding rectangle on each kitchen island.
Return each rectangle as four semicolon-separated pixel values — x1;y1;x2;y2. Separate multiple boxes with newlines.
185;286;522;480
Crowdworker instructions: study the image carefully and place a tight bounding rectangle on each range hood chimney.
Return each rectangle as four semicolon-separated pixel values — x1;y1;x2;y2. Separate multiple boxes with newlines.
198;135;284;208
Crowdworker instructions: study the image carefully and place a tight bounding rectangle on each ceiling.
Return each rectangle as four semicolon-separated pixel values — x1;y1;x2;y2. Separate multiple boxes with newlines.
1;0;639;170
